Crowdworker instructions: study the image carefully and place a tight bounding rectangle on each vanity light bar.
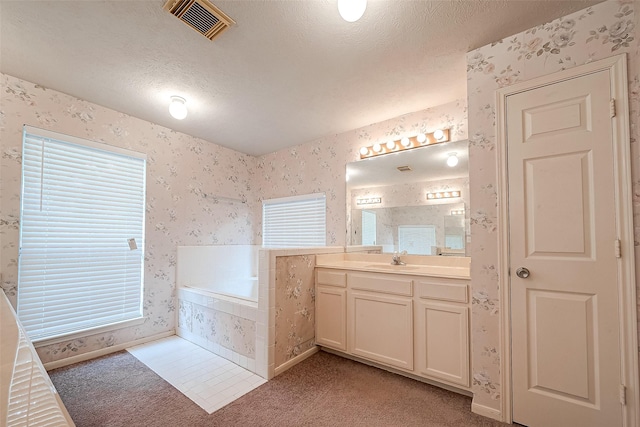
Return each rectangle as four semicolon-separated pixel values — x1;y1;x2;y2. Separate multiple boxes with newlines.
356;197;382;205
359;129;450;159
450;209;465;215
427;190;461;200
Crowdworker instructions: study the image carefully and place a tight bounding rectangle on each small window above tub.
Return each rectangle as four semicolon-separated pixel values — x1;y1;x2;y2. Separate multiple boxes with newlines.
262;193;326;248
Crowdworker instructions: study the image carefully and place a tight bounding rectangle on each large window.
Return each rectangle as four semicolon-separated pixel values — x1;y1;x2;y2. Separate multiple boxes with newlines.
262;193;326;248
17;126;146;342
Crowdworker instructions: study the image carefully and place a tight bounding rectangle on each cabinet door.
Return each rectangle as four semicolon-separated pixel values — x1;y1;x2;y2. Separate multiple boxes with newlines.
348;291;413;370
316;285;347;351
415;301;469;387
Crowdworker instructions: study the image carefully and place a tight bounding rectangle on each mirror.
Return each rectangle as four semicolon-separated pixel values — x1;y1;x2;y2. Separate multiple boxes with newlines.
346;140;469;255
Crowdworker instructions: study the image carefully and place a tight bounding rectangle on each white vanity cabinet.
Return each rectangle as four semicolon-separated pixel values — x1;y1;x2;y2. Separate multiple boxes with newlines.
348;272;414;371
315;269;347;351
315;264;471;391
414;278;470;387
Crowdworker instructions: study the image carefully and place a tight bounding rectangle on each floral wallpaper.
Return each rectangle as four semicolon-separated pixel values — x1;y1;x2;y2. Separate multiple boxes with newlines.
0;73;259;364
0;71;468;366
3;4;629;418
274;255;316;368
177;298;256;359
256;99;469;247
466;0;640;415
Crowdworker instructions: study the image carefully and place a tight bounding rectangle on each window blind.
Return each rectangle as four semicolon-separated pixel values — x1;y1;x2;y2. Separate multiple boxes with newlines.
262;193;326;248
17;126;146;341
398;225;436;255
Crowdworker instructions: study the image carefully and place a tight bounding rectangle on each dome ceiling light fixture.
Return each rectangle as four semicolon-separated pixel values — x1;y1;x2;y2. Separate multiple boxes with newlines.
338;0;367;22
447;152;459;167
169;96;188;120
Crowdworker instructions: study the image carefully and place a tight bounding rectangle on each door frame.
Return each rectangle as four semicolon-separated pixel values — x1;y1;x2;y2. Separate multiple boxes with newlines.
495;53;639;425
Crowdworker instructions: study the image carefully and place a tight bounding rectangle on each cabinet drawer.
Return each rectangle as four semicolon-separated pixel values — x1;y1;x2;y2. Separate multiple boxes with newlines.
316;269;347;287
415;280;468;303
348;272;412;296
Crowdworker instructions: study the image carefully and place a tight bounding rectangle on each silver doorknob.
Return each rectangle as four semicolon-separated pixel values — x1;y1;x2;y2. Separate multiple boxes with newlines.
516;267;530;279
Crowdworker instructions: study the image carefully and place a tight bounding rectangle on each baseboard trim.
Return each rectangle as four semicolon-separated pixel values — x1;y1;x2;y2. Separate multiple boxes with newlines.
43;331;175;371
274;346;319;377
471;402;503;422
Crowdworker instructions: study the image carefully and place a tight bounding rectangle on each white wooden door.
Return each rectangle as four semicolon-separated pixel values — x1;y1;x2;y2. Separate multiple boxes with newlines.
507;69;623;426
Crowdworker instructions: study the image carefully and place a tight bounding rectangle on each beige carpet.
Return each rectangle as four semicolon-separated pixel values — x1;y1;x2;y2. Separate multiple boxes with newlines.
49;350;508;427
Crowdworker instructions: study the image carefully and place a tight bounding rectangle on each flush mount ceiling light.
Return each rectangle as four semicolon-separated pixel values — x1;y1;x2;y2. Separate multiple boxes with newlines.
338;0;367;22
169;96;188;120
447;152;459;167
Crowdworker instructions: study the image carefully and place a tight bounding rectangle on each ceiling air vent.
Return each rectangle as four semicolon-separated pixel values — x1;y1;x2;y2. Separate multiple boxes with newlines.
397;165;412;172
163;0;235;41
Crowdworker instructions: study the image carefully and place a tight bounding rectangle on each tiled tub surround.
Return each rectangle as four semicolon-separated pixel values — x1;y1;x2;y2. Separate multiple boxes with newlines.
176;246;260;374
177;288;258;374
177;246;345;380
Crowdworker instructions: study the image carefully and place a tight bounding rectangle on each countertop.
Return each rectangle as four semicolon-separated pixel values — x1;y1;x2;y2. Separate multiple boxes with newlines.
315;254;470;280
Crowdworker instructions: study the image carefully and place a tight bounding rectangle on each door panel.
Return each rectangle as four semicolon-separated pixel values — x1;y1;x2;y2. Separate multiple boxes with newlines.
526;290;596;404
316;285;347;351
415;301;469;386
523;95;591;141
508;69;622;426
348;291;413;370
524;151;593;258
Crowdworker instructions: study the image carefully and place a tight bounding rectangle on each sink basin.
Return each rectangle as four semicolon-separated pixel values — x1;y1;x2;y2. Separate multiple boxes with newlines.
364;264;421;271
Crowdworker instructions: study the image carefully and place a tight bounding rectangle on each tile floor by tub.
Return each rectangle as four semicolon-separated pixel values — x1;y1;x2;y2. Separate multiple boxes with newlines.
127;336;266;414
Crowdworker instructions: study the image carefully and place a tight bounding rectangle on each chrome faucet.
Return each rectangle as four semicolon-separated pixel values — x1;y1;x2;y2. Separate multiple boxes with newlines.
391;251;407;265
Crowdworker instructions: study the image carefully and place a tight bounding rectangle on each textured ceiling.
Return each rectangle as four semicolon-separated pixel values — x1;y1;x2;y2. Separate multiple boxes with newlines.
0;0;602;156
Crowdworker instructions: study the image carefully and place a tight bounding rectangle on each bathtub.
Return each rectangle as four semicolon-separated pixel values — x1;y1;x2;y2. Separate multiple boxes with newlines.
184;277;258;303
176;245;261;374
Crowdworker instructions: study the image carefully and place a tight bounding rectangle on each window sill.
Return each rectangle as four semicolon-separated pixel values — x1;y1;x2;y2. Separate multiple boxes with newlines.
32;317;146;348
